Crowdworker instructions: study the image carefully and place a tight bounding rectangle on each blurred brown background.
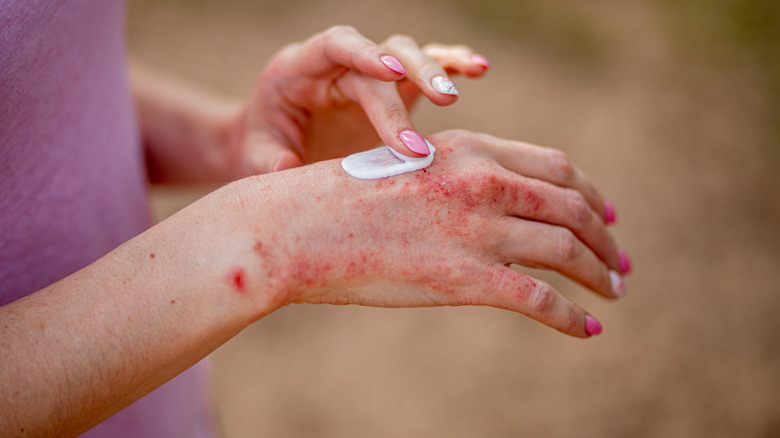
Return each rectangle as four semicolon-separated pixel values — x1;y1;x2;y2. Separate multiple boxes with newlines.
128;0;780;436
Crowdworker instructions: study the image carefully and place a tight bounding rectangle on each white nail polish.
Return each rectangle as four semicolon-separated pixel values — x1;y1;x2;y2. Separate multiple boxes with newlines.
610;270;625;297
431;75;459;95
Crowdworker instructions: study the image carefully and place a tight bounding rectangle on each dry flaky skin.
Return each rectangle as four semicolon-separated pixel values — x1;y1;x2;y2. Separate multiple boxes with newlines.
0;128;621;436
128;2;780;436
231;129;621;335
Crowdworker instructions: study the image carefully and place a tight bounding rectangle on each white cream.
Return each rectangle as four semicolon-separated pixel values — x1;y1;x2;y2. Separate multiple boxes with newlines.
340;141;435;180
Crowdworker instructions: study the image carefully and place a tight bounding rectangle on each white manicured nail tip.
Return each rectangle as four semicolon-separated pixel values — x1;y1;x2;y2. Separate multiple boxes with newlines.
431;76;459;95
610;270;625;297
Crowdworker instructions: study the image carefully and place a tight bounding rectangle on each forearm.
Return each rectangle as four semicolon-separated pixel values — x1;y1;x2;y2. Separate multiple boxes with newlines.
130;61;244;183
0;183;273;437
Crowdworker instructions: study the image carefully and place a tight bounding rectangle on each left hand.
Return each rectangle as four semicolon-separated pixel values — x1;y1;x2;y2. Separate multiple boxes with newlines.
224;26;490;175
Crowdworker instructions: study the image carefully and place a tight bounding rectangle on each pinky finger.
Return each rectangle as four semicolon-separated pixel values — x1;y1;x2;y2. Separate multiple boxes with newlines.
480;266;602;338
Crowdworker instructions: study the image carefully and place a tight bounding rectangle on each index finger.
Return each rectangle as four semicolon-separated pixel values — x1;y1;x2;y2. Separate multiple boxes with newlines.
286;26;407;82
337;72;429;158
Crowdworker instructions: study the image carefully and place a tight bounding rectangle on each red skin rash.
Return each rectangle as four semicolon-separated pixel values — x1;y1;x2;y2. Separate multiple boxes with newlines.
522;188;545;212
248;152;544;305
229;267;247;294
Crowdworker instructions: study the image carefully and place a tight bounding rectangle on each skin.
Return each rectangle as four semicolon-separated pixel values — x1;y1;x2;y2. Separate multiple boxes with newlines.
136;26;490;184
0;26;624;437
0;130;621;436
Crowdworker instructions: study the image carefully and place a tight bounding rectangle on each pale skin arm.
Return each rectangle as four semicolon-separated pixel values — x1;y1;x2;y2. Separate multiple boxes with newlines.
0;130;627;436
0;183;265;436
2;26;627;437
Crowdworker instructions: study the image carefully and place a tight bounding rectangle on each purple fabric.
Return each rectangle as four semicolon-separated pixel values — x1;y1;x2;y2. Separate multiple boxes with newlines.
1;1;215;436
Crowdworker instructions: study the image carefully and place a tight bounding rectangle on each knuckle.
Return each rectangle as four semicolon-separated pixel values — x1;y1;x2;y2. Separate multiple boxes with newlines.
451;43;475;54
385;34;418;48
529;283;557;315
320;26;360;48
419;62;444;79
468;164;497;188
356;43;380;61
562;304;581;332
381;105;408;126
326;25;358;36
460;129;486;146
566;190;592;230
274;42;303;62
473;132;500;152
438;129;474;148
421;42;444;54
446;128;473;139
554;228;581;263
548;149;575;183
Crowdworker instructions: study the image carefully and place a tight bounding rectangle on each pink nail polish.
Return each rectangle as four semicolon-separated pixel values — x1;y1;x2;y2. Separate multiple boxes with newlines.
618;249;632;274
380;55;406;75
604;199;617;223
471;54;490;69
585;315;603;336
399;130;430;156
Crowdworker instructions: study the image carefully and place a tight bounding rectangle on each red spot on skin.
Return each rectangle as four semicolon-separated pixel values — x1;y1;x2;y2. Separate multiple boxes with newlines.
229;267;247;294
149;253;155;259
253;240;265;255
523;189;544;211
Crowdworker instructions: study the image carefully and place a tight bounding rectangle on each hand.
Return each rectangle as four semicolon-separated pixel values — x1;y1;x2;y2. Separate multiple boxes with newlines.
235;130;626;338
225;26;490;175
0;130;623;435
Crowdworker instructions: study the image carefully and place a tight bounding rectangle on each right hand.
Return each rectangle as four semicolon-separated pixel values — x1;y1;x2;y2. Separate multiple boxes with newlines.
223;26;490;176
232;130;627;338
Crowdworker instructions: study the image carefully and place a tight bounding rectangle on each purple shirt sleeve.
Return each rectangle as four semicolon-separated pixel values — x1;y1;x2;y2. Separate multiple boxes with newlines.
0;1;216;436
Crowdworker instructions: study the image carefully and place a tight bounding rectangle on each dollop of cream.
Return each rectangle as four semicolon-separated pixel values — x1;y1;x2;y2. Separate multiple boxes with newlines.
340;141;435;180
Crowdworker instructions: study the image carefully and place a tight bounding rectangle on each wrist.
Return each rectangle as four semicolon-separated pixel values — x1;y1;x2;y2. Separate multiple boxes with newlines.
214;105;249;180
226;161;349;312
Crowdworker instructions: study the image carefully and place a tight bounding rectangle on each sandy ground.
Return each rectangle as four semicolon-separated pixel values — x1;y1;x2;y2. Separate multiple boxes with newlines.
129;0;780;436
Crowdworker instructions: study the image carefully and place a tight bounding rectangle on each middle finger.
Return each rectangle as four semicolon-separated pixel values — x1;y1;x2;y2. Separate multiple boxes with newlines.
382;35;460;105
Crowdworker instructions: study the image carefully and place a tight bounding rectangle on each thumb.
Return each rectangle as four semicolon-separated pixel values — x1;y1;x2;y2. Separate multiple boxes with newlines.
243;130;305;175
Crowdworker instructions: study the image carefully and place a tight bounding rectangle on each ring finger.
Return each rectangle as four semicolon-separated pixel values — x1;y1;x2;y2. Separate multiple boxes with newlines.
496;218;625;299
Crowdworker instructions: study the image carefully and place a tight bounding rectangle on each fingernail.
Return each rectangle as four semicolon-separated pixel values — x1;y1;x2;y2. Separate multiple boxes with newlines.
585;315;603;336
471;54;490;69
609;270;625;297
618;249;632;274
399;130;430;156
431;75;459;95
604;199;617;223
380;55;406;75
